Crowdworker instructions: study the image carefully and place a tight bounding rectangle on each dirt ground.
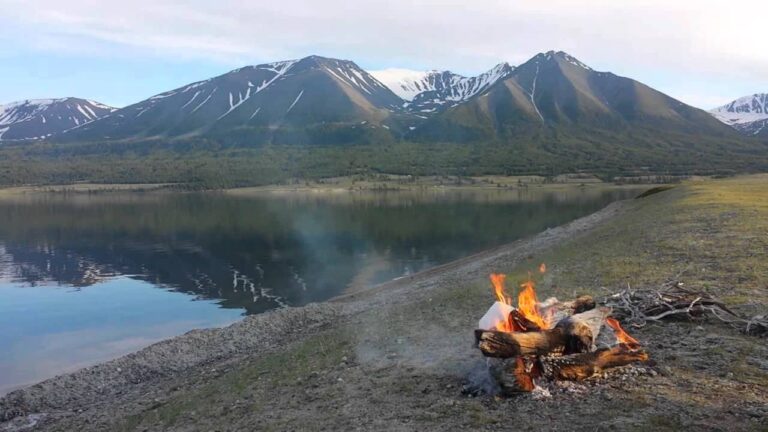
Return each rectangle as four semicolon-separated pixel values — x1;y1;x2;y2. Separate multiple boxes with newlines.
1;176;767;431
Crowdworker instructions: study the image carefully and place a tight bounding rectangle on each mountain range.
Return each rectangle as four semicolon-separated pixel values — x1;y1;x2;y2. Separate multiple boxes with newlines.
0;51;762;145
0;51;765;186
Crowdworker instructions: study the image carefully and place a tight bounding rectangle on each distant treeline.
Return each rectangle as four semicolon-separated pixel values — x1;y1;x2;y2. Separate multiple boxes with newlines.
0;132;765;188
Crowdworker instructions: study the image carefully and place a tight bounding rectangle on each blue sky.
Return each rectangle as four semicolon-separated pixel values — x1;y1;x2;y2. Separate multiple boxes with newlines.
1;0;766;109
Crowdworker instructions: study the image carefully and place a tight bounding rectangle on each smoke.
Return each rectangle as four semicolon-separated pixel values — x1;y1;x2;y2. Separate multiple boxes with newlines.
463;358;501;396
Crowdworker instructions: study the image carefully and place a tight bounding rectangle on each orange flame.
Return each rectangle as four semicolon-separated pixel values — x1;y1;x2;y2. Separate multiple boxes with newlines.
539;263;546;274
490;273;510;305
495;317;513;333
513;357;536;392
487;268;552;332
518;278;549;329
605;317;640;347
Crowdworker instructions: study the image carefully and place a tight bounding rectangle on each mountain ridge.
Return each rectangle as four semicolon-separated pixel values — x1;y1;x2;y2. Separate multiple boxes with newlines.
0;98;114;141
408;50;736;142
60;55;405;144
370;63;515;114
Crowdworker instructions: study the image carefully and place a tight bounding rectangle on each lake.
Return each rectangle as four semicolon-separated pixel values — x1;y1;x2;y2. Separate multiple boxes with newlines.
0;186;644;394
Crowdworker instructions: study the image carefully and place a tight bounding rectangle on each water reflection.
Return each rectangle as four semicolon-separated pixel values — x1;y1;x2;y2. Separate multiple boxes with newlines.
0;188;643;314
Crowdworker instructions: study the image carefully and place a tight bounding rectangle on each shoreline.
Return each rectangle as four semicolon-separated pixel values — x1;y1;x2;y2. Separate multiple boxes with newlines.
0;174;673;197
0;196;630;427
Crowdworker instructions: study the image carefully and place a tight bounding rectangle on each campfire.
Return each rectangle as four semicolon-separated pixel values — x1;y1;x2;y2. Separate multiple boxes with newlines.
474;267;649;395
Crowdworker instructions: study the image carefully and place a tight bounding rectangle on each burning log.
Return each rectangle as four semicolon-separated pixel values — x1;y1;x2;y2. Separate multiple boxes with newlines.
476;327;568;358
539;345;648;381
491;345;649;394
475;308;610;358
509;309;542;331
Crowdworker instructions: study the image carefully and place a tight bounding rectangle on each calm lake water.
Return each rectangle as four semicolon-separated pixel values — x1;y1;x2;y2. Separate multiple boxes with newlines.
0;186;644;393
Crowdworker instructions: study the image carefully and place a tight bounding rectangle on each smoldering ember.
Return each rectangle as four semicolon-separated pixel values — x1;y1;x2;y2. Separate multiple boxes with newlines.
473;268;650;396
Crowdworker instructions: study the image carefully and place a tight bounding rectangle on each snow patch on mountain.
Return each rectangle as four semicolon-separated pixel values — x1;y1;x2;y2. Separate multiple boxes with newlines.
286;90;304;113
319;60;390;98
252;60;297;93
710;93;768;135
369;69;433;101
371;62;514;113
711;94;768;125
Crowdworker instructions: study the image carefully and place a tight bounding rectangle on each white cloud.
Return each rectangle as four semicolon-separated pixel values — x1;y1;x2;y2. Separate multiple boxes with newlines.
1;0;767;107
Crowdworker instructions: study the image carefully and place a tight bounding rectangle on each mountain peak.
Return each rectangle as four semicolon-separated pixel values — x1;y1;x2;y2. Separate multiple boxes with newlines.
710;93;768;136
295;54;359;68
529;51;593;71
0;98;115;141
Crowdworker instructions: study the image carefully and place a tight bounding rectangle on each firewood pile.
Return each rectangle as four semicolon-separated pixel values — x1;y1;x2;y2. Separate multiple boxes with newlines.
603;281;767;336
474;272;649;395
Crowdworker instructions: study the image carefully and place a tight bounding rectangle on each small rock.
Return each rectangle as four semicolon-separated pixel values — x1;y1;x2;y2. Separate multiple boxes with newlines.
341;356;348;363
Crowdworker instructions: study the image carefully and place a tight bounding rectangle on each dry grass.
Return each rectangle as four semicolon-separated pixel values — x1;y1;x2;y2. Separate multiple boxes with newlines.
515;175;768;309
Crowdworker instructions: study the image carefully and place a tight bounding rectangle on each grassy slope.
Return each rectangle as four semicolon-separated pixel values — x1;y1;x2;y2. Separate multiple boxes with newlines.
117;176;767;431
537;175;768;306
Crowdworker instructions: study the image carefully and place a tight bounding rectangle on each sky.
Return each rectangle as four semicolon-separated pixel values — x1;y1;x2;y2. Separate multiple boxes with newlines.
0;0;766;109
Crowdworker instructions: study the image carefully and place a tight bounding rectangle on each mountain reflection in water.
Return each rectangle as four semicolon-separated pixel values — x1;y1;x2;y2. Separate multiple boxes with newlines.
0;188;643;314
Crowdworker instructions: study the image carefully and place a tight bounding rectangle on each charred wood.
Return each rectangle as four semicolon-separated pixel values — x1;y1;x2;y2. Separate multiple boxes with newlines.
475;308;610;358
490;345;649;394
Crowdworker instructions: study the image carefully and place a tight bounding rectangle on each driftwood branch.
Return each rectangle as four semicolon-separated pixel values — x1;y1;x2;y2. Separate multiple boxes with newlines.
603;281;767;336
540;295;596;323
